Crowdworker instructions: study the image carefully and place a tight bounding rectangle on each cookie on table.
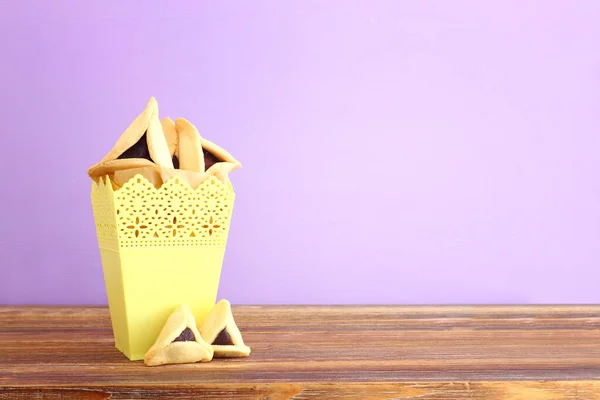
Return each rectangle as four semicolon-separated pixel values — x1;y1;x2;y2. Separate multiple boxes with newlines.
199;299;251;358
144;304;213;366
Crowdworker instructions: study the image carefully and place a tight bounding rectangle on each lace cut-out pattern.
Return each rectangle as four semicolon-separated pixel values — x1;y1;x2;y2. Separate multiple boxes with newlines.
91;175;235;249
91;177;119;250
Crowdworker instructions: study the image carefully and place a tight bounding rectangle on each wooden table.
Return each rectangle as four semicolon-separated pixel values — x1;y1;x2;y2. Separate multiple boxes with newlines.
2;305;600;399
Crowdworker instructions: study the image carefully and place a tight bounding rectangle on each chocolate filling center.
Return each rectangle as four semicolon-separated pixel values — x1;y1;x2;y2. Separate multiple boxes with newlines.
115;131;221;171
203;149;220;171
172;327;195;342
118;131;152;161
212;328;234;346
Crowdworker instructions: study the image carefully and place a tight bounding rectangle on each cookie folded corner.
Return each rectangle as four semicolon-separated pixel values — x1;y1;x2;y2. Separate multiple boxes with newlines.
144;304;214;366
174;118;205;173
161;117;179;158
199;299;251;358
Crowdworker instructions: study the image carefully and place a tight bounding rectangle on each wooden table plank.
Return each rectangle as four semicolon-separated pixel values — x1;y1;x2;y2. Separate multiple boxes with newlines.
1;305;600;399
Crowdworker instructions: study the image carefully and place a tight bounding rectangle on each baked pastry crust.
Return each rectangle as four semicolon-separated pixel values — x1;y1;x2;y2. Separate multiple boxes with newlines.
88;97;173;179
200;300;251;358
144;304;214;366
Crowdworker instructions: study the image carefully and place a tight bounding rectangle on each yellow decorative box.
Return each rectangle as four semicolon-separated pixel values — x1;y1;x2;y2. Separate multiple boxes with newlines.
91;174;235;361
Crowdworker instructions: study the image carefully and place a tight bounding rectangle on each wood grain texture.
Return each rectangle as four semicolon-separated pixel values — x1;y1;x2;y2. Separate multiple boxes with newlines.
1;305;600;399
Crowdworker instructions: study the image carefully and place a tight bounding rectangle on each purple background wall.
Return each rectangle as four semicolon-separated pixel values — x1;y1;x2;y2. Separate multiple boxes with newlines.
1;1;600;305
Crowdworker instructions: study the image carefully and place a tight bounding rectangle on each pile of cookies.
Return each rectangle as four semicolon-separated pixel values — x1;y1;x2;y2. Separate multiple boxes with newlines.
145;300;251;366
87;97;241;189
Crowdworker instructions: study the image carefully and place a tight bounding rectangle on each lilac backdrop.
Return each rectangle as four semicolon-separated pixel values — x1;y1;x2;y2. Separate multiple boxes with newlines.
1;1;600;305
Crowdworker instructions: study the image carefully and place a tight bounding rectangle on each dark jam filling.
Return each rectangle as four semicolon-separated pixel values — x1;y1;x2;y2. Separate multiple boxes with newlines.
172;327;195;342
203;149;220;171
212;328;234;346
116;132;220;171
117;131;152;161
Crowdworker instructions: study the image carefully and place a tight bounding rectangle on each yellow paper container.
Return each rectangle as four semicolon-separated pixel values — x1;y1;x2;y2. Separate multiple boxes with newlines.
91;174;235;361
